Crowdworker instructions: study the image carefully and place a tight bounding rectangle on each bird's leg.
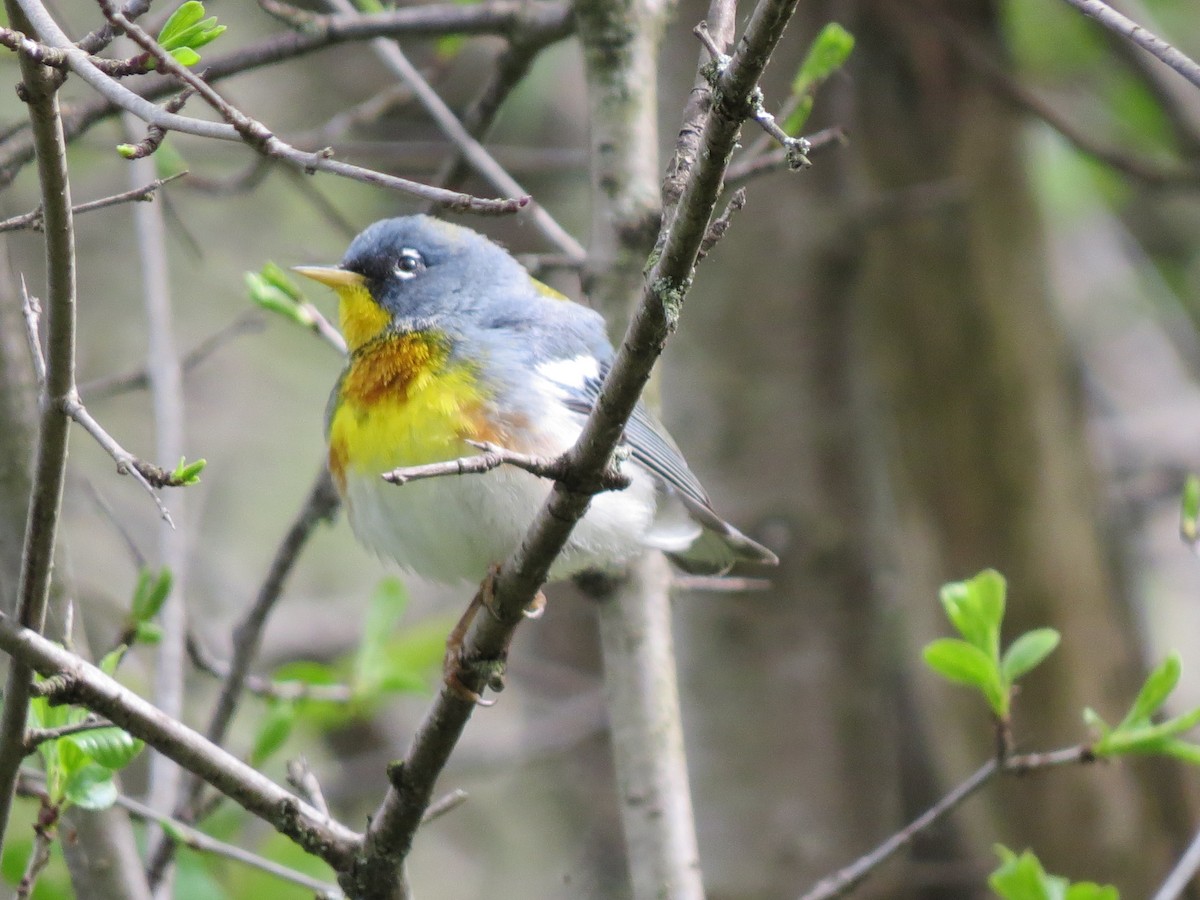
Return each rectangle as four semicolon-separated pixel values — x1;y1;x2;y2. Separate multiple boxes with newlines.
443;565;505;705
475;563;546;621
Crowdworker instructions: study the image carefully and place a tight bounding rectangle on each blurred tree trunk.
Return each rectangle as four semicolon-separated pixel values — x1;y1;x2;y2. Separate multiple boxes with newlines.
846;0;1192;893
675;0;1193;898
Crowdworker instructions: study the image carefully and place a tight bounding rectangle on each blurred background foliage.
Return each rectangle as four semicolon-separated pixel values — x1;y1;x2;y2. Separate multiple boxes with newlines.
4;0;1200;897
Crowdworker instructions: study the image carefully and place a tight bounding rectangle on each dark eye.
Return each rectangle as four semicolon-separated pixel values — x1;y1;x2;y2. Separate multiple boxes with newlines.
394;248;425;280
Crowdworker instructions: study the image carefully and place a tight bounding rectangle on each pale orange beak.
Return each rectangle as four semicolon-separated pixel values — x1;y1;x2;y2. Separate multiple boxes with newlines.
292;266;365;289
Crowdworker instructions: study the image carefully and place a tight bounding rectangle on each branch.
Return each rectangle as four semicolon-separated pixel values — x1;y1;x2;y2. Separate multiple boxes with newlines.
0;171;187;233
0;617;362;867
23;715;114;753
11;0;528;214
0;4;78;846
342;0;802;894
320;0;583;259
1059;0;1200;91
382;441;630;490
1154;823;1200;900
799;745;1094;900
187;634;355;704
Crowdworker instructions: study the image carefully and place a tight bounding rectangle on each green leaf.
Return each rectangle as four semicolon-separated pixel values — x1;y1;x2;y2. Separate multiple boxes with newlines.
245;272;315;327
259;262;304;302
171;457;206;485
989;845;1116;899
64;727;144;770
250;701;296;766
1181;475;1200;543
272;660;339;686
116;143;139;159
1082;707;1110;737
99;646;127;676
923;638;1005;714
131;567;173;622
157;1;205;47
1001;628;1060;685
939;569;1006;656
1120;652;1181;730
167;46;201;67
783;22;854;133
135;621;163;645
354;578;410;694
63;764;119;811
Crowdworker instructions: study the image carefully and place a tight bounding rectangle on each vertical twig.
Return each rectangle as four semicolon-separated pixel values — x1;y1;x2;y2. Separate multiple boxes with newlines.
0;2;77;846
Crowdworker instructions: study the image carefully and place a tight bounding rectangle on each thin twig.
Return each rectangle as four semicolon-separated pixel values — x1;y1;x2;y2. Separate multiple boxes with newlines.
696;187;746;260
1153;823;1200;900
13;0;527;214
18;278;46;391
420;788;468;825
798;745;1094;900
0;172;187;233
59;391;175;524
382;441;630;491
286;757;330;819
726;125;846;185
15;770;344;898
16;797;57;900
187;634;355;704
0;620;363;867
1059;0;1200;91
81;313;265;400
319;0;582;259
23;715;114;753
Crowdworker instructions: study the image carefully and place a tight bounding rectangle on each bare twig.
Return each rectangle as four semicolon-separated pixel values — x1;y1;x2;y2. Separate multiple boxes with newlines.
187;634;355;704
420;788;468;825
59;391;175;523
81;313;264;400
697;187;746;260
726;125;845;185
1059;0;1200;91
0;619;363;865
12;0;527;214
382;441;630;490
799;745;1094;900
16;797;57;900
0;172;187;233
23;715;114;753
286;757;330;819
1154;823;1200;900
320;0;583;259
18;279;46;391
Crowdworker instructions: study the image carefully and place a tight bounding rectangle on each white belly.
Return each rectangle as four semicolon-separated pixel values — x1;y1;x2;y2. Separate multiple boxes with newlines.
341;460;660;584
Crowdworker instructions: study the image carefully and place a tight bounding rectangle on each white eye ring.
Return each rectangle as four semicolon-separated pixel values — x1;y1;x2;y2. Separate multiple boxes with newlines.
394;248;424;281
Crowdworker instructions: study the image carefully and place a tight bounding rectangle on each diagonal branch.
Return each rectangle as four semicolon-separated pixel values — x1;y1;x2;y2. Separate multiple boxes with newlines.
1059;0;1200;90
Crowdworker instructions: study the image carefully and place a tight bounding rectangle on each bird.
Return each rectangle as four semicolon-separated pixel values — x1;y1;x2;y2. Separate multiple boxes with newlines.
294;215;778;593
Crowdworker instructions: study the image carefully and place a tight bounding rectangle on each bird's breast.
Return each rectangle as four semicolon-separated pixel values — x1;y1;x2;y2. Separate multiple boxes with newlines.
327;332;502;489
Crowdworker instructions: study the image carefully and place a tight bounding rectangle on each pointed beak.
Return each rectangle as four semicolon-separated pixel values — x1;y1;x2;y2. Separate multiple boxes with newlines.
292;265;366;289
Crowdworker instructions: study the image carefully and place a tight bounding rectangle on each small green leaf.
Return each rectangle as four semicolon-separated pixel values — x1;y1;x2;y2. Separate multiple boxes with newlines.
1181;475;1200;543
1120;652;1181;730
355;578;410;694
63;764;119;811
923;638;1005;714
158;1;205;46
167;46;201;67
250;701;296;766
783;22;854;133
259;263;304;302
1082;707;1110;737
246;272;316;327
989;845;1117;899
135;621;163;645
131;567;173;622
65;727;144;771
938;569;1006;656
1001;628;1060;685
116;143;139;159
171;457;206;485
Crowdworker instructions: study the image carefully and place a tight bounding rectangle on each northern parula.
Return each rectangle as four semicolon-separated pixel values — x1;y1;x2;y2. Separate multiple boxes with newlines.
295;215;777;585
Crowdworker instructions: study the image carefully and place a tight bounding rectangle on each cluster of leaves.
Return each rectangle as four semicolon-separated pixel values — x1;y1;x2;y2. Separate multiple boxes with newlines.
922;569;1060;720
154;1;226;68
990;846;1117;900
1086;652;1200;763
30;650;143;814
248;579;448;768
246;263;317;331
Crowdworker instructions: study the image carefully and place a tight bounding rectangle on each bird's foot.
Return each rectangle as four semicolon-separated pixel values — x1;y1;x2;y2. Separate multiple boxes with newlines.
443;584;498;706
